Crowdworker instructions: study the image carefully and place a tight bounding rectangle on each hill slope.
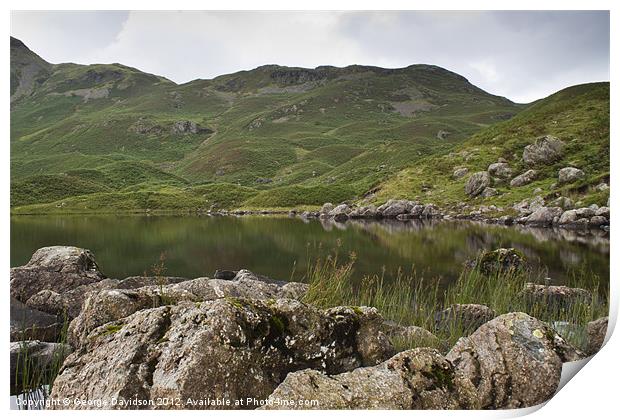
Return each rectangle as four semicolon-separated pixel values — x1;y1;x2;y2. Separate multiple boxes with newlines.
12;37;606;213
374;82;610;210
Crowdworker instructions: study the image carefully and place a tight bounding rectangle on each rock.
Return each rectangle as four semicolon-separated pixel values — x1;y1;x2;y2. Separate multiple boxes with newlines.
69;271;309;347
10;297;63;342
595;182;609;191
465;171;491;197
522;135;565;165
447;312;580;409
589;215;608;226
328;203;351;222
488;162;512;179
435;304;497;335
558;167;585;184
421;204;441;218
550;196;574;210
51;300;394;409
595;206;610;219
453;167;469;179
10;246;105;302
520;283;592;312
585;317;608;355
474;248;527;275
510;169;538;187
380;200;410;218
25;289;65;316
525;206;563;226
558;209;579;225
262;348;478;410
481;187;498;198
10;341;72;395
171;120;211;135
319;202;334;216
213;269;237;280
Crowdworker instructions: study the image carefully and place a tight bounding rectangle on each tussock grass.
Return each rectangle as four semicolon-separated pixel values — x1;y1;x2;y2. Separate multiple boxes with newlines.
302;247;608;352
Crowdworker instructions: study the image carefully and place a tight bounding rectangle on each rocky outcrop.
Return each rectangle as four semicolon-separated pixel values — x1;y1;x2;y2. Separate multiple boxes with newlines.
10;246;105;302
447;312;581;409
558;167;585;184
523;135;565;165
10;297;62;342
435;304;497;335
465;171;491;197
171;120;212;135
510;169;537;187
262;348;478;410
68;271;309;347
585;317;608;356
51;300;393;409
10;341;71;395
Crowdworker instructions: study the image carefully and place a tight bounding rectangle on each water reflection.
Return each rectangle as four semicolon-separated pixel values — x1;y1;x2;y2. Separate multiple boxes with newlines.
10;215;609;290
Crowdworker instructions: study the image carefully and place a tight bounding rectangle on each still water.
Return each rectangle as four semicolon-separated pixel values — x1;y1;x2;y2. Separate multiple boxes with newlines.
10;215;609;288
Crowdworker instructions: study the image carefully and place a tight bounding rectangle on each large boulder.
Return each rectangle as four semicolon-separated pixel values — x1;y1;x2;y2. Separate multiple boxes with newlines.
51;300;394;409
520;283;592;312
68;272;309;347
465;171;491;197
10;246;105;302
585;317;608;356
262;348;478;410
435;304;497;335
378;200;411;218
10;341;72;395
447;312;582;409
558;167;585;184
524;206;563;226
319;202;334;216
10;297;63;342
522;135;565;165
510;169;538;187
488;162;512;179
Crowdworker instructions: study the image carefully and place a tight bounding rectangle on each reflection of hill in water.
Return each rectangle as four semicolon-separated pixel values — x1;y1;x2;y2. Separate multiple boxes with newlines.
10;216;609;291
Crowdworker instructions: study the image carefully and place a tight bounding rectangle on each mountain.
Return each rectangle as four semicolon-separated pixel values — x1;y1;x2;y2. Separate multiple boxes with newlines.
10;37;608;213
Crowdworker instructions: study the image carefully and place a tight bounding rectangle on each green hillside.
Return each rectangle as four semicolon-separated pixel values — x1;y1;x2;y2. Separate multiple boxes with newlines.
10;37;608;214
374;82;610;210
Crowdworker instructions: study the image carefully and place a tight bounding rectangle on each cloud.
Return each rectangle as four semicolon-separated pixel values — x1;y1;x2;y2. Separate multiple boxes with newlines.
10;10;609;103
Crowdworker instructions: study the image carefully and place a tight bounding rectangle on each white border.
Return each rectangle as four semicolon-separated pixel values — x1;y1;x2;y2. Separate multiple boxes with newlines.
2;2;616;419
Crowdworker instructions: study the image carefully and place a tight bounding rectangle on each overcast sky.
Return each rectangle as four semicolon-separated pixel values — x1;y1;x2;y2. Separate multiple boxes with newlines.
10;10;609;103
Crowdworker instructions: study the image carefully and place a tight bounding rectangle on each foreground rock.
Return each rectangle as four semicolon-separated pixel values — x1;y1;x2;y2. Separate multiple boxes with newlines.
51;300;393;409
262;348;478;409
585;317;608;356
10;297;62;342
10;246;105;302
558;167;585;184
10;341;71;395
68;271;308;347
266;312;581;410
510;169;537;187
447;312;582;409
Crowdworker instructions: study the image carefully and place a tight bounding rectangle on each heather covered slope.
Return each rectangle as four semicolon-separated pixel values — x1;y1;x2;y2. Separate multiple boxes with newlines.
12;37;607;213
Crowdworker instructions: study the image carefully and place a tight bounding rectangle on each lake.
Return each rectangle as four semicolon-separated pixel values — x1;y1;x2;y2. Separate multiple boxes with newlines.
10;215;609;289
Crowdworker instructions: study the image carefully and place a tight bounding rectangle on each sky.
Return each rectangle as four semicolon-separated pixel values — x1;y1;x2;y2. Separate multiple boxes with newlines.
10;10;610;103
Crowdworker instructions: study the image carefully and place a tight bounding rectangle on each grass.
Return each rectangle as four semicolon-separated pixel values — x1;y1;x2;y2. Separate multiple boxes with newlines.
13;312;69;408
302;247;608;352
